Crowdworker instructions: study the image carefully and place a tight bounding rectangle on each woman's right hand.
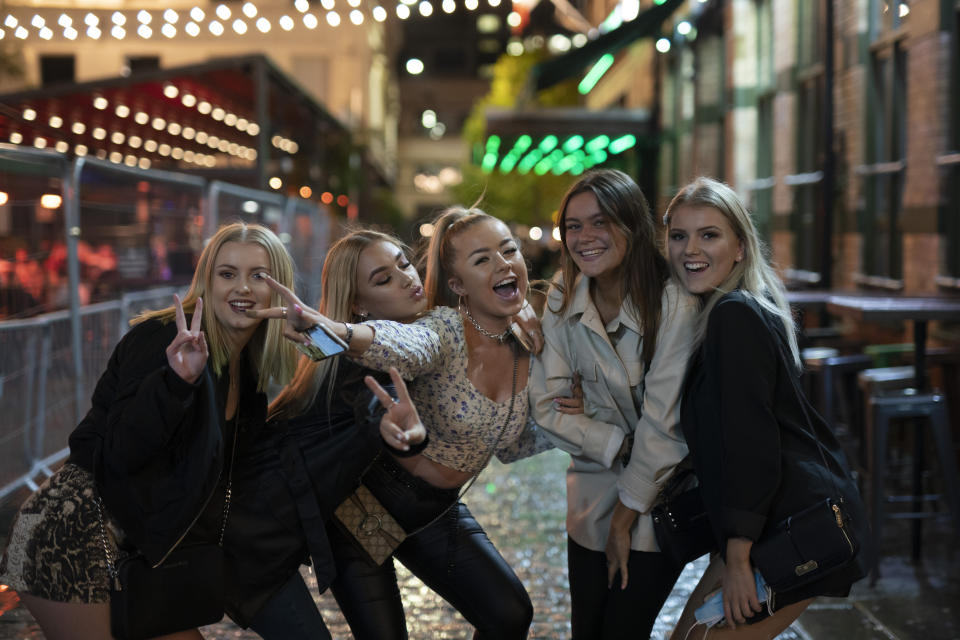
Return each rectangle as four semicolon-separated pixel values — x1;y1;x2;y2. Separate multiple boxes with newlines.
166;294;208;384
364;367;427;452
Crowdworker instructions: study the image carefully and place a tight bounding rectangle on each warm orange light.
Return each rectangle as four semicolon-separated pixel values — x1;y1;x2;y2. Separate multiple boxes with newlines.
0;191;8;206
336;194;348;207
320;191;334;204
299;185;312;198
40;193;62;209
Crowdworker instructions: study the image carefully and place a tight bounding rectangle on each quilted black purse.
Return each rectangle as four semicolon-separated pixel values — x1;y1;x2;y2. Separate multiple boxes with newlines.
651;464;716;566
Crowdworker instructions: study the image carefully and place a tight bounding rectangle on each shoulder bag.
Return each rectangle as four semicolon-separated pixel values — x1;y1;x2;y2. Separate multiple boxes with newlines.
96;413;240;640
748;330;862;603
650;462;716;566
335;350;520;565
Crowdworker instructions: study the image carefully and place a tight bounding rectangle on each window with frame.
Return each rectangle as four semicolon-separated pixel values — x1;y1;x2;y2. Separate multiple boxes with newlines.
937;1;960;287
747;0;775;243
786;0;824;283
857;0;909;287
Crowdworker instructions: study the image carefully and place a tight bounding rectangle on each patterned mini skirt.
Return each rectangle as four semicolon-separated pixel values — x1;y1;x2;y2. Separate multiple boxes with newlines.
0;463;123;603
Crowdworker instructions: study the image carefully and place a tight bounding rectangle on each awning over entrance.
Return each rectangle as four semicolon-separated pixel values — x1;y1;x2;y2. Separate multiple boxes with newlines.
530;0;684;91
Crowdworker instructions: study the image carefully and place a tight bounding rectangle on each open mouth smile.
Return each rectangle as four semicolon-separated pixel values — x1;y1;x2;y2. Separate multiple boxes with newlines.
493;276;520;299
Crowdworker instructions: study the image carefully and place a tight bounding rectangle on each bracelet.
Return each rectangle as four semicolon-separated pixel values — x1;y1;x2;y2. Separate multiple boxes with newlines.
342;322;353;347
381;431;430;458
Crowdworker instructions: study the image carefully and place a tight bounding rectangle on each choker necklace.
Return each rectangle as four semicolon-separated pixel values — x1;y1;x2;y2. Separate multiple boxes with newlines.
460;302;510;344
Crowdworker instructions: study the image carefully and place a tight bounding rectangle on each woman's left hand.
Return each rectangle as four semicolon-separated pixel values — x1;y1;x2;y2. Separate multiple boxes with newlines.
364;367;427;452
510;300;544;354
553;372;584;414
244;274;331;343
604;499;639;590
721;537;762;629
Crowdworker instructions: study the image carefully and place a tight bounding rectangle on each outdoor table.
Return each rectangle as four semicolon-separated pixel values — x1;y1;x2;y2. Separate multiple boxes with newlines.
826;295;960;391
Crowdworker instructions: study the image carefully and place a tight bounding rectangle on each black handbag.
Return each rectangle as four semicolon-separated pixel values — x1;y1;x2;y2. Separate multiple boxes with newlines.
95;415;240;639
749;497;857;594
749;335;862;598
107;543;225;640
651;465;716;566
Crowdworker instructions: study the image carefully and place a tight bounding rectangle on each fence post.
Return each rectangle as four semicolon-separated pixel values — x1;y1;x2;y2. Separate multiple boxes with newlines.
65;158;86;425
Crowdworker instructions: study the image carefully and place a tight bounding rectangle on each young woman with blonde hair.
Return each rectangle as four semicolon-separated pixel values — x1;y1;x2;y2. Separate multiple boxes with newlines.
0;222;298;640
252;206;560;639
665;177;868;639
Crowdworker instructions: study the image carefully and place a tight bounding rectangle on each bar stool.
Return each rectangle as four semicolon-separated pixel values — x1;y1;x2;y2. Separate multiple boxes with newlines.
864;389;960;584
805;353;875;437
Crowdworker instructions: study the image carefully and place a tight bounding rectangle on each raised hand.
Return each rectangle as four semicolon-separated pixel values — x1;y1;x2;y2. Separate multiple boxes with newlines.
244;273;331;343
364;367;427;452
166;294;208;384
509;300;544;354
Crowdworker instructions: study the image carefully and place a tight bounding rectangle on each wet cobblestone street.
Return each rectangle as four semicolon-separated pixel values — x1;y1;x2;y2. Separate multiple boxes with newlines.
2;449;958;638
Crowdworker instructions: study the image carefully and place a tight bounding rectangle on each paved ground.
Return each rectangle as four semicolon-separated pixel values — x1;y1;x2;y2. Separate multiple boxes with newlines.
1;449;958;639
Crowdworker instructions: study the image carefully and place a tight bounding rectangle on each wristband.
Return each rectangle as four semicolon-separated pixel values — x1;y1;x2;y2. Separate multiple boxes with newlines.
343;322;354;347
381;431;430;457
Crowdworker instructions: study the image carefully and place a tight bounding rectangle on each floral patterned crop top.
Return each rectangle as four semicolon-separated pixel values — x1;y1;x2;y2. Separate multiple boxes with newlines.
354;306;551;474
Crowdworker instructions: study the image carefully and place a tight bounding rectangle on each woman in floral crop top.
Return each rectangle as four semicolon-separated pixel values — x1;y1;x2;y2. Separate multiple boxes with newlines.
253;207;577;639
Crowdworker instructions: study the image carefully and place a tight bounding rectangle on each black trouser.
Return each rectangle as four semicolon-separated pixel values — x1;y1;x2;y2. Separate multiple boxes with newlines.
567;535;683;640
330;454;533;640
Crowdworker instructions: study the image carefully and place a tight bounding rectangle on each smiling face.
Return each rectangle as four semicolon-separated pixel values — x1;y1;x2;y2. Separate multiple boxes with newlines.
562;191;628;289
667;204;744;296
447;218;528;326
209;241;273;347
353;240;426;324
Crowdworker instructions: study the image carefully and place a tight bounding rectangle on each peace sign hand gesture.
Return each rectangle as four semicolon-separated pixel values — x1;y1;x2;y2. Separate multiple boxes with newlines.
166;294;209;384
364;367;427;453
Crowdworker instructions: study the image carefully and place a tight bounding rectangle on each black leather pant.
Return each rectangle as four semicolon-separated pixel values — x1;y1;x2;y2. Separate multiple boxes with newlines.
567;535;684;640
330;454;533;640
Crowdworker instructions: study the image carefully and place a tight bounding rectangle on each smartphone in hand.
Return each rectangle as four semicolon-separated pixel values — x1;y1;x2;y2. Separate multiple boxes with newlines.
297;323;348;361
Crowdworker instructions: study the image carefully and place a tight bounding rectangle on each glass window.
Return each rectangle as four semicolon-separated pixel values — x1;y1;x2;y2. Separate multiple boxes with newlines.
938;4;960;283
860;0;907;282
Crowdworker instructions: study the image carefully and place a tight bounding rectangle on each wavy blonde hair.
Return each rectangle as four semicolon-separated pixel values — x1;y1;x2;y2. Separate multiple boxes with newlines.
268;229;414;419
663;176;800;368
133;222;298;392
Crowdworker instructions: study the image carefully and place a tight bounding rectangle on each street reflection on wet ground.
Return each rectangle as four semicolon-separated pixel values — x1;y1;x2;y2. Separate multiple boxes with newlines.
1;449;958;638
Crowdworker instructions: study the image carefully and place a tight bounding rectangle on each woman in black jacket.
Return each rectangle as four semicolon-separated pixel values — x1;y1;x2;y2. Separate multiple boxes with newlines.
663;178;869;639
0;222;298;640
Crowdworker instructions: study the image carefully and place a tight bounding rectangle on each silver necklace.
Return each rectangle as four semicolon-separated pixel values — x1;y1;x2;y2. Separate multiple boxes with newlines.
460;302;510;344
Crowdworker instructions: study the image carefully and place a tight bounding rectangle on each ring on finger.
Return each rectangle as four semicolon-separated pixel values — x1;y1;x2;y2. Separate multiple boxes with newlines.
281;306;288;319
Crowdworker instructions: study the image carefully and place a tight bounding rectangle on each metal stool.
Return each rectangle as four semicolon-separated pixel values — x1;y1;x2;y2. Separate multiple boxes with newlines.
806;353;874;434
866;389;960;584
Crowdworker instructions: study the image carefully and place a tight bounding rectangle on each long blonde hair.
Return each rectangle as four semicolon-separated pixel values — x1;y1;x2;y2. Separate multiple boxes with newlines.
663;177;800;368
268;229;414;419
421;205;505;309
133;222;298;392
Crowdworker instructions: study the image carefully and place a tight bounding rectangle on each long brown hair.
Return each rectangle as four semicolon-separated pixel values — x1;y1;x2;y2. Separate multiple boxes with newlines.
133;222;297;392
554;169;668;367
268;229;414;419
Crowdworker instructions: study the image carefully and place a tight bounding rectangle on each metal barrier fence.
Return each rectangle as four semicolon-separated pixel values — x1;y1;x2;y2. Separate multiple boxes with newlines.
0;145;333;501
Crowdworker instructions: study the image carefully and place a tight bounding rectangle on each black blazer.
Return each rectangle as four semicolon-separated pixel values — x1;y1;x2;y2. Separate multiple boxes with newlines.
68;318;266;565
681;291;869;604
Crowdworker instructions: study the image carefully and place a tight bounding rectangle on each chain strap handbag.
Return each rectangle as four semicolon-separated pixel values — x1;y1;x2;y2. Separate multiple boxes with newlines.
95;414;240;640
335;351;520;566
